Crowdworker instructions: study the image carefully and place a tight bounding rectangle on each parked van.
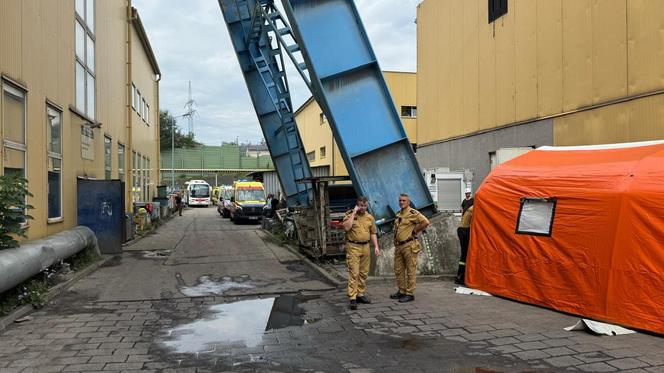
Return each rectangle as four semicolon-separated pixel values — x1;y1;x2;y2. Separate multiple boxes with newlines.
186;180;212;207
230;181;266;223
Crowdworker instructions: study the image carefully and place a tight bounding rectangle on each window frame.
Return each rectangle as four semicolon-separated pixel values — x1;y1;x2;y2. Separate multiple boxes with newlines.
319;146;326;158
104;135;112;179
2;81;29;225
401;105;417;118
46;105;63;222
488;0;508;24
117;143;125;182
75;0;96;119
515;197;557;237
131;84;137;110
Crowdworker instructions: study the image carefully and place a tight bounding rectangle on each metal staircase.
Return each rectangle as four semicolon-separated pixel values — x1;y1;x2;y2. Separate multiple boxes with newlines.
219;0;312;207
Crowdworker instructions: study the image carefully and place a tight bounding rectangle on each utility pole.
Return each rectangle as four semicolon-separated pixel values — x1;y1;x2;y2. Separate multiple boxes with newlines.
184;81;197;136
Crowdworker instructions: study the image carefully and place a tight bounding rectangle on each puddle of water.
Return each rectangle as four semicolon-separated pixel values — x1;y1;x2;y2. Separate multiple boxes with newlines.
162;295;317;354
178;275;255;297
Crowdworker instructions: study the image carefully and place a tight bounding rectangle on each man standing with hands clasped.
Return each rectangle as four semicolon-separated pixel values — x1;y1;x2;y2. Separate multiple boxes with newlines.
342;196;380;310
391;193;430;303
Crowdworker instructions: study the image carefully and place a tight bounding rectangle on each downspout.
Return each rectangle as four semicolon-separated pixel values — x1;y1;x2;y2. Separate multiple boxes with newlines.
126;1;133;210
155;74;161;193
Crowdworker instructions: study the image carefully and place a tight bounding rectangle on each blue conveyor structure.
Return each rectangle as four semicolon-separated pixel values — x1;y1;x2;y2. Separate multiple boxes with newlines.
219;0;436;224
219;0;313;207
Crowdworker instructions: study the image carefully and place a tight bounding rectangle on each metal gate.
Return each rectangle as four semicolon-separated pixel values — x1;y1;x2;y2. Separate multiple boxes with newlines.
77;179;125;254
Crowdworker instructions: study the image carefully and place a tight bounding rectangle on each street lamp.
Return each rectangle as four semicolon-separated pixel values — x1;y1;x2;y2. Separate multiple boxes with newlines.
171;113;192;191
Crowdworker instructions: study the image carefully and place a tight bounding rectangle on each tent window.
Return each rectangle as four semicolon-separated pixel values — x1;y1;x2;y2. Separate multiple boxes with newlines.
516;197;557;236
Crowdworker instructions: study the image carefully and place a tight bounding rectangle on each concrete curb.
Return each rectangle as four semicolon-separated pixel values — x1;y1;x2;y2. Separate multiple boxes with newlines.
258;230;344;288
0;254;115;331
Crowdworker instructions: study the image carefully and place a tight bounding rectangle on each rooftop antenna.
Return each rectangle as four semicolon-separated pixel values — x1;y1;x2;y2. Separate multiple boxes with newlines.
184;81;198;136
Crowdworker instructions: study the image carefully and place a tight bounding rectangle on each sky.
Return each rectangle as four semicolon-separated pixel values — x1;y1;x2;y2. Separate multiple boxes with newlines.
133;0;421;145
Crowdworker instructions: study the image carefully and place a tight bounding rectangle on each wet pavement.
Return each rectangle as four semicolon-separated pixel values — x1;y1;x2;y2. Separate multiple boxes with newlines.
1;207;663;372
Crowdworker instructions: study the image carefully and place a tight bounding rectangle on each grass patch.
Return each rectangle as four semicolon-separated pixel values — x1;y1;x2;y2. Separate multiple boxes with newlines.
0;245;101;317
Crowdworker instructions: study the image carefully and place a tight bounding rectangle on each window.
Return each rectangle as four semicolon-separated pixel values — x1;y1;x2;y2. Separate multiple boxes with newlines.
134;87;140;110
47;106;63;220
141;98;146;120
319;146;326;158
3;84;26;178
401;106;417;118
136;90;142;117
3;84;27;222
104;136;112;179
131;84;136;110
118;143;125;182
146;103;150;125
488;0;508;23
319;113;326;124
306;151;315;162
75;0;95;118
516;197;557;236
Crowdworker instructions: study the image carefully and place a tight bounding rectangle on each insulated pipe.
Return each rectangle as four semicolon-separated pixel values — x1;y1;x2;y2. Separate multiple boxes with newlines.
0;226;99;294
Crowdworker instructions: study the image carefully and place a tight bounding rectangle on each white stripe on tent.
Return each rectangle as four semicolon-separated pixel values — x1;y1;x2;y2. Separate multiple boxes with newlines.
538;140;664;152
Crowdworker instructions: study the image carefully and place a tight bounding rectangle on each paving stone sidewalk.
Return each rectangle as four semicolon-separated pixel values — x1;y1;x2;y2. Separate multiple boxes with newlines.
1;280;663;372
350;281;664;373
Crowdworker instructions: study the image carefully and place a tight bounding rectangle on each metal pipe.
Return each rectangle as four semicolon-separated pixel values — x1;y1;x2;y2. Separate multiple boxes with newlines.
0;226;99;294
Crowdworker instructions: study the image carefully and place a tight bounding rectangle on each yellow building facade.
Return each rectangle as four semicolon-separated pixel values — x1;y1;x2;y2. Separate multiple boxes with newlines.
0;0;160;241
416;0;664;186
295;71;417;177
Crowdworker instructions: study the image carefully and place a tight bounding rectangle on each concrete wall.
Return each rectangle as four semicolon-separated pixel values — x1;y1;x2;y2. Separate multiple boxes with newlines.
374;212;460;276
416;119;553;189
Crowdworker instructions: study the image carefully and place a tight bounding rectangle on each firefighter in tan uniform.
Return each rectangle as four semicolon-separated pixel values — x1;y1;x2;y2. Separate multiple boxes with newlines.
342;196;380;310
390;193;430;303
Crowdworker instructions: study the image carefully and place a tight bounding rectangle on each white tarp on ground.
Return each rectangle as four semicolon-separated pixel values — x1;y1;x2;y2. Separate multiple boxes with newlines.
565;319;636;336
455;286;492;296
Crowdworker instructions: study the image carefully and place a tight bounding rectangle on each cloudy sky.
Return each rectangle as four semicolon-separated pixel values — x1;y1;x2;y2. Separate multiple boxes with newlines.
133;0;421;145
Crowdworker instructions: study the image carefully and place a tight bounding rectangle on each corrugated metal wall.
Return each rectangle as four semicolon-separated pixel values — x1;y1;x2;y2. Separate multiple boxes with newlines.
417;0;664;146
553;92;664;146
262;166;330;197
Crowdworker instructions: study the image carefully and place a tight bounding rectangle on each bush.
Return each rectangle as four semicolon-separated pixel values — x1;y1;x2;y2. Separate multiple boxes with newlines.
0;174;34;249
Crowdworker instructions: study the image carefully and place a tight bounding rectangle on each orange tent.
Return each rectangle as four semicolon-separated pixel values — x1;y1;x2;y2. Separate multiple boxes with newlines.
466;141;664;334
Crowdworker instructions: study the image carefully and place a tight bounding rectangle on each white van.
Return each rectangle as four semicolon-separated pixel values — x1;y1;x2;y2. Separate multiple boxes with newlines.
186;180;212;207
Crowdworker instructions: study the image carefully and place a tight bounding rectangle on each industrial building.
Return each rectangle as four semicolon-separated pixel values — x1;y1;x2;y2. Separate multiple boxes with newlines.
0;0;160;241
295;71;417;177
415;0;664;189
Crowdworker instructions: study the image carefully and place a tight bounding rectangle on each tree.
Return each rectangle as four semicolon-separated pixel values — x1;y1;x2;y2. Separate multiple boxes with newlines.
0;174;34;249
159;110;202;150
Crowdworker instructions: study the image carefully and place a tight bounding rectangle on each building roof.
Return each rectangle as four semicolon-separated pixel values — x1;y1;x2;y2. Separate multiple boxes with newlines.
131;7;161;76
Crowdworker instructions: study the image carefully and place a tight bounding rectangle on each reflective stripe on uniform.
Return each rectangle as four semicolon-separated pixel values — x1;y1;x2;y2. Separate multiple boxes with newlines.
458;261;466;265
